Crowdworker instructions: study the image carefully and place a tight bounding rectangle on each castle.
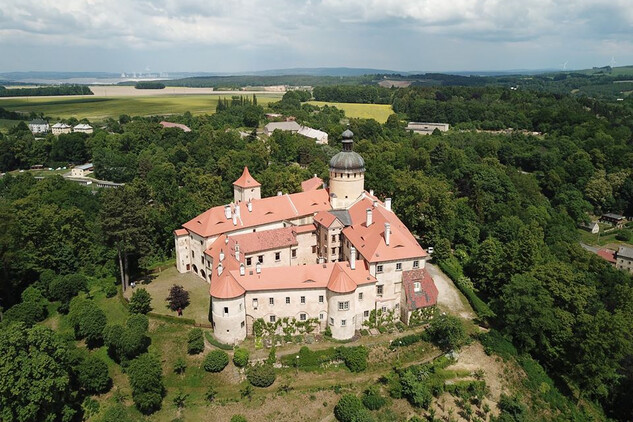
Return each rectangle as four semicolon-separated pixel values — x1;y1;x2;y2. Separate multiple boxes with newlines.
174;130;438;344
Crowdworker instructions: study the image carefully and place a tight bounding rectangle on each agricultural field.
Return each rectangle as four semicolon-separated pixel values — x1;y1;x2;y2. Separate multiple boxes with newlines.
0;93;282;122
307;101;394;123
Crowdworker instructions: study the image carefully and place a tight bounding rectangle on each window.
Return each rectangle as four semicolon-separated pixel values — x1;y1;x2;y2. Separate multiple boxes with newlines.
257;255;264;264
376;264;383;273
396;262;402;271
364;310;369;317
377;285;384;295
338;301;349;311
269;297;274;305
329;317;334;325
413;260;419;269
319;295;324;303
341;319;347;327
239;303;243;311
331;247;336;255
246;257;252;266
192;251;195;258
275;252;281;261
252;299;258;309
414;282;421;292
301;296;306;304
270;315;276;323
382;306;387;313
223;307;229;317
241;321;245;328
312;245;317;254
200;240;203;245
332;235;336;242
291;249;297;258
320;313;324;320
358;292;363;300
286;297;290;304
201;256;204;264
300;313;307;321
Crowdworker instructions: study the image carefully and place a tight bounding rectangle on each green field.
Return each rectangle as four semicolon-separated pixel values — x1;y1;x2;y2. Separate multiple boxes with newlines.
307;101;394;123
0;94;282;122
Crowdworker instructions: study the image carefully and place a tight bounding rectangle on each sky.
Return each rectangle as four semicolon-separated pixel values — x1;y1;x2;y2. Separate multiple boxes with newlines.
1;0;632;73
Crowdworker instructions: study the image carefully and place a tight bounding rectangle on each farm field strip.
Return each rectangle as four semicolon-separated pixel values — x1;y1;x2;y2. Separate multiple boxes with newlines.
307;101;393;123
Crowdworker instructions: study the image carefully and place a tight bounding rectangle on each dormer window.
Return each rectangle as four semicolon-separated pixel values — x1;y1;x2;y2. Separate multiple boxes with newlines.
414;282;421;293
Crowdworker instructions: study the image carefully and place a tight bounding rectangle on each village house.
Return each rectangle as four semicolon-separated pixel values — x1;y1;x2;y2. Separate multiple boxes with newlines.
263;121;301;135
616;246;633;274
51;122;72;135
28;119;50;134
406;122;450;135
70;163;94;178
580;221;600;234
174;130;435;344
297;126;329;144
600;213;627;229
73;123;93;134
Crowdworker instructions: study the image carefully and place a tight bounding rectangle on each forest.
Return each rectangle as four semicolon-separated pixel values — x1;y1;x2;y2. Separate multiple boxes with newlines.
0;84;93;97
1;84;633;421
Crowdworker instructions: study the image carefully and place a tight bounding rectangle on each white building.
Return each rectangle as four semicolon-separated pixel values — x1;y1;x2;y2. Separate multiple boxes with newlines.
73;124;93;134
174;129;436;344
28;119;49;134
298;126;329;144
51;123;72;135
70;163;94;177
263;121;301;136
406;122;450;135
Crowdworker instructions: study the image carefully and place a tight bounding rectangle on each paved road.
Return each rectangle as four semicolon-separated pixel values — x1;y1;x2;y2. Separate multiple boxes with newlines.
580;242;599;253
425;263;476;320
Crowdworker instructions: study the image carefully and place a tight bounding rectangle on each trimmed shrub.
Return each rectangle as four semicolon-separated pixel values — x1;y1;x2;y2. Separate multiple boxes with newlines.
129;288;152;314
233;347;250;368
187;328;204;355
203;350;229;373
204;332;233;350
334;394;364;422
390;333;423;349
173;357;187;374
76;355;112;394
247;363;276;387
362;386;386;410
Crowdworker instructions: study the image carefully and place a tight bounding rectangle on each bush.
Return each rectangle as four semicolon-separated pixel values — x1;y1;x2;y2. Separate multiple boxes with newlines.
203;350;229;373
439;257;495;321
338;346;368;373
265;347;276;365
166;284;190;311
616;230;631;241
129;288;152;314
174;357;187;374
390;333;424;349
204;332;233;350
3;288;48;326
127;353;164;414
247;363;276;387
103;283;117;298
48;274;87;312
76;355;112;394
187;328;204;355
426;314;467;351
233;347;250;368
334;394;364;422
231;415;247;422
362;386;386;410
68;297;107;347
103;314;150;364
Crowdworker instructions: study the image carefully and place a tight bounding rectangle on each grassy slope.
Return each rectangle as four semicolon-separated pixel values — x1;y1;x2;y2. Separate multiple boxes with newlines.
0;94;282;122
307;101;394;123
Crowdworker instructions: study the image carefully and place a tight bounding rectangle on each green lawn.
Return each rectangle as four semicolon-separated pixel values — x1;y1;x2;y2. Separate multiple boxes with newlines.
307;101;394;123
125;266;211;325
0;94;282;122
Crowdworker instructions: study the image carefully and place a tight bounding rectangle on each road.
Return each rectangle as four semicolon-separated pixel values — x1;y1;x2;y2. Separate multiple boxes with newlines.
425;263;476;320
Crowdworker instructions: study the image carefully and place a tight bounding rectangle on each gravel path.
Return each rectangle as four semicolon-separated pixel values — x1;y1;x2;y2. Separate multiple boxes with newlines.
425;263;476;320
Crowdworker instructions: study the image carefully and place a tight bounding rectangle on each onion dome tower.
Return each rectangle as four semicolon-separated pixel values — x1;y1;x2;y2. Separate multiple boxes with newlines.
329;129;365;209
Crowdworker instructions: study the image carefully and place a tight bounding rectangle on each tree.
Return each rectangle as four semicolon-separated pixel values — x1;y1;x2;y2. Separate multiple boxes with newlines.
103;314;150;364
432;238;451;262
334;394;364;422
127;353;164;414
68;297;107;348
246;363;276;387
0;323;76;422
362;386;386;410
166;284;190;311
129;288;152;314
173;357;187;375
48;274;87;312
187;328;204;355
233;347;250;368
203;350;229;373
426;314;467;351
76;355;112;394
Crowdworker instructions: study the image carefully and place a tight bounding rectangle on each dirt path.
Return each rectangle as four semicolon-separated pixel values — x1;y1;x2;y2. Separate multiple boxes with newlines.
426;263;476;320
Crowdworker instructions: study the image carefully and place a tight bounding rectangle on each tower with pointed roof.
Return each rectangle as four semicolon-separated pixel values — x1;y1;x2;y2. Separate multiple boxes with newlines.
329;129;365;209
233;167;261;203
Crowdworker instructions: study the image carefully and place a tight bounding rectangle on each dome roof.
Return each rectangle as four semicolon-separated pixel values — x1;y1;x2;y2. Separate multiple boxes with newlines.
329;151;365;171
329;128;365;171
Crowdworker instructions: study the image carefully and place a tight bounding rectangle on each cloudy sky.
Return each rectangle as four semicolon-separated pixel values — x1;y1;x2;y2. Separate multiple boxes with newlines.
1;0;632;73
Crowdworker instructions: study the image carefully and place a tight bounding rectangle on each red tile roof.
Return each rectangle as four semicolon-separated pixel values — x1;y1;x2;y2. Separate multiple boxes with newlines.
403;269;438;310
343;197;427;263
597;248;616;264
233;167;261;188
302;176;323;192
231;226;299;254
174;228;188;236
183;189;331;237
211;260;375;298
159;121;191;132
314;210;338;228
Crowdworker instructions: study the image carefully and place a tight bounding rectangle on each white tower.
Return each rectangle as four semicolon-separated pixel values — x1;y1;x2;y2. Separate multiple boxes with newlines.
328;129;365;209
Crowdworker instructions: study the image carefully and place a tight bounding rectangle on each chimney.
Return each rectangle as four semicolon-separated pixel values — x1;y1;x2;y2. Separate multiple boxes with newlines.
217;263;223;276
385;198;392;211
235;204;241;218
373;200;378;208
366;208;373;227
235;243;240;261
256;262;261;274
350;246;356;270
384;223;391;246
318;257;324;264
247;201;252;212
277;191;282;196
313;173;317;178
224;205;231;219
219;250;224;261
369;189;374;196
225;237;229;244
239;263;245;276
232;214;237;226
